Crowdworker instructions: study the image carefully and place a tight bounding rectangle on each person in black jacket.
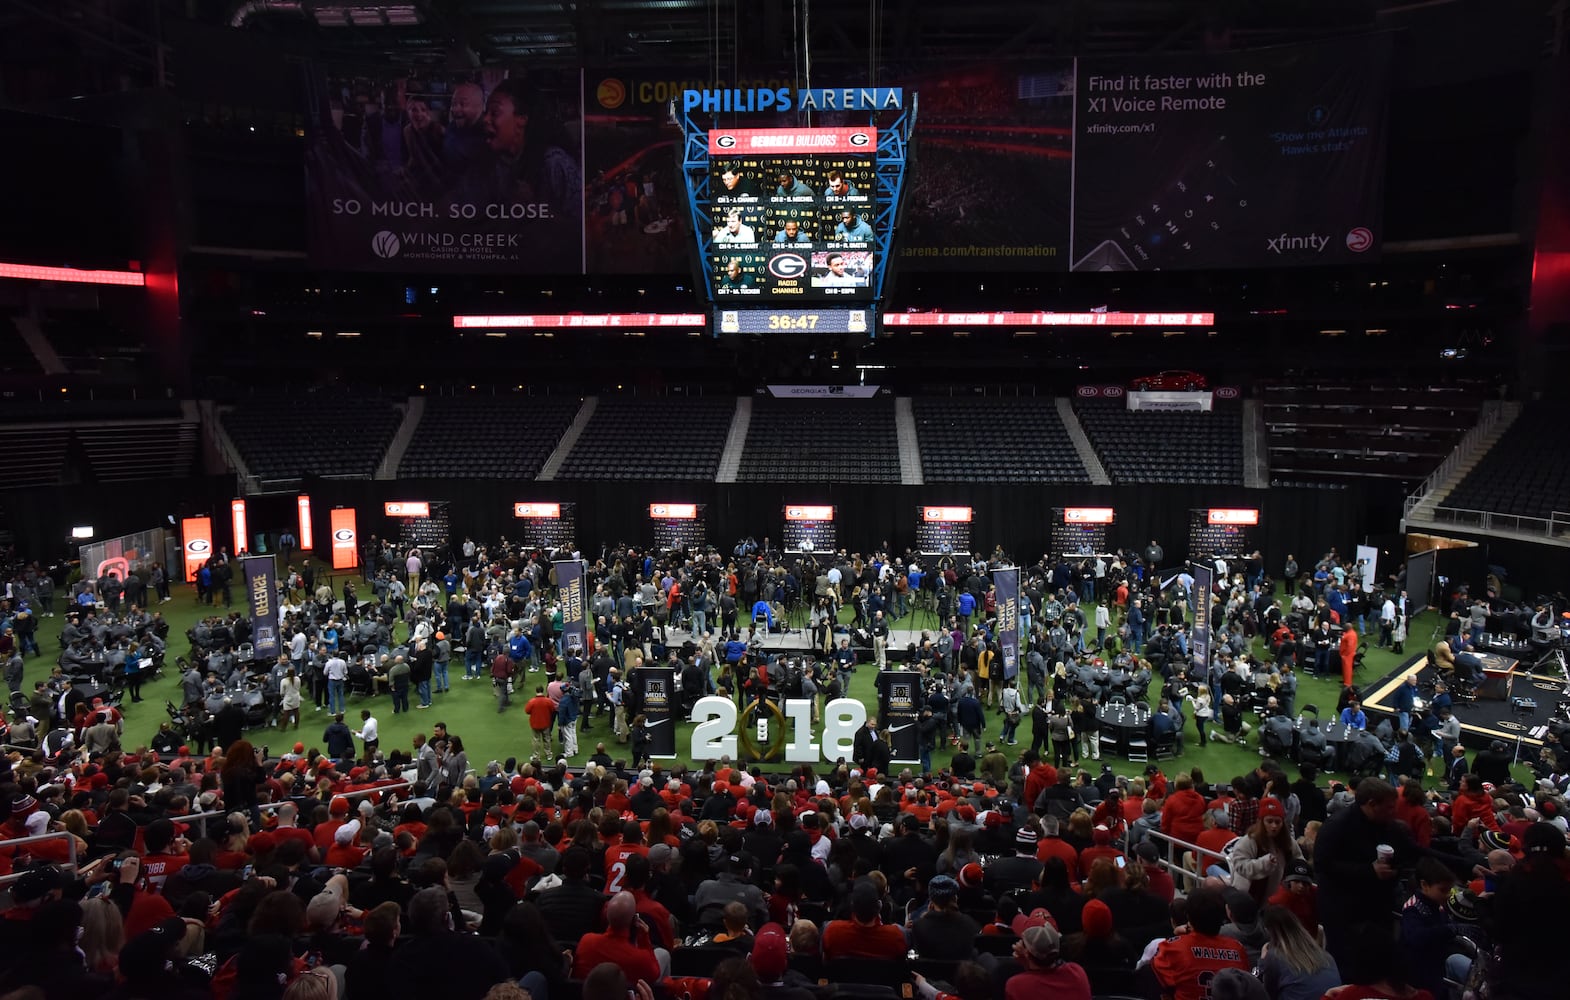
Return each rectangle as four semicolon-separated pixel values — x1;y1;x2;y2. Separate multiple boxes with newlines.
533;847;608;946
1312;778;1417;977
386;887;511;1000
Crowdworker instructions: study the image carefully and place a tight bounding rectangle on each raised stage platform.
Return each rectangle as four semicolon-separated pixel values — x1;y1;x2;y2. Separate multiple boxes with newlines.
1362;652;1569;750
662;622;938;657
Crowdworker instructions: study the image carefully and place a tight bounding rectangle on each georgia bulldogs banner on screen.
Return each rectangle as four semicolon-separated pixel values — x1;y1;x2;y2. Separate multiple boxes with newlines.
304;67;583;273
180;517;213;587
330;508;359;570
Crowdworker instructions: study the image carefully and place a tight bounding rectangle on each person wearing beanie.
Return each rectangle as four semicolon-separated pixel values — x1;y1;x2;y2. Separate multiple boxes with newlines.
911;874;980;960
1060;897;1136;982
985;824;1043;896
1228;796;1302;899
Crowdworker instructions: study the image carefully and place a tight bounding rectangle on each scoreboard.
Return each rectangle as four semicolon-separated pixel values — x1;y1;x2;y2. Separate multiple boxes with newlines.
680;87;914;328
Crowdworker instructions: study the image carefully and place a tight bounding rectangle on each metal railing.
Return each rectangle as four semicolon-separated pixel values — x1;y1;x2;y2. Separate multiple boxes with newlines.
168;779;416;839
1142;829;1232;891
1408;505;1570;541
1403;400;1517;519
0;831;80;888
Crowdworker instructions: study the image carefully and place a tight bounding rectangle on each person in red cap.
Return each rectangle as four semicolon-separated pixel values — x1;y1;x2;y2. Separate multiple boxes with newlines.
314;796;353;851
1227;797;1302;900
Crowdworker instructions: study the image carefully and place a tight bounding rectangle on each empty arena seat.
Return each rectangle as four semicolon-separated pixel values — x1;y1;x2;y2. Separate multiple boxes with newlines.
913;397;1090;483
557;396;735;480
222;395;401;481
398;395;579;479
0;399;197;487
1443;402;1570;520
737;397;901;482
1074;398;1243;485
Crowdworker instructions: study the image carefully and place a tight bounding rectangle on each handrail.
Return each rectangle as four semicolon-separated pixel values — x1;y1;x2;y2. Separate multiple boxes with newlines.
1412;505;1570;542
1404;400;1513;516
167;779;416;839
1142;829;1231;890
0;831;80;888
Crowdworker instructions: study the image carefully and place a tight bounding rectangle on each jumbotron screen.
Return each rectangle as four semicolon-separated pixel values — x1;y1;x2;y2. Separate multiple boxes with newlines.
708;136;876;301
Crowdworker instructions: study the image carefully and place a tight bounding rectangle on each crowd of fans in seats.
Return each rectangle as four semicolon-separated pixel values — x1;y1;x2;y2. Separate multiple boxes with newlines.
4;719;1570;1000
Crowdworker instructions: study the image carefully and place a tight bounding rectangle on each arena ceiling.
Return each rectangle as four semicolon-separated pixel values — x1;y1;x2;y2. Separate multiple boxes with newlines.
4;0;1553;90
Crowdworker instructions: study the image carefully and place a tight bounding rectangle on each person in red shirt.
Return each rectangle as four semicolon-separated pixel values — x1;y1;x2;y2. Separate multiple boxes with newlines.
1036;816;1082;882
1005;923;1092;1000
1450;774;1499;833
1394;780;1433;848
1267;858;1320;938
138;818;190;893
313;797;353;851
1078;825;1122;873
1151;886;1250;1000
1162;773;1209;846
605;820;649;894
325;819;369;869
822;881;908;960
1121;783;1146;825
572;891;665;981
525;687;556;760
621;853;675;950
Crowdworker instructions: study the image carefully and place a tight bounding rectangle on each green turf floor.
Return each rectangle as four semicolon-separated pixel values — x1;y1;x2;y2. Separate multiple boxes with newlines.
23;570;1517;786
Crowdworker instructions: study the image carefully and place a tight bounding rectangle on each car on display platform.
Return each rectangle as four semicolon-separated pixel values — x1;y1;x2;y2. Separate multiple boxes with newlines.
1130;369;1208;392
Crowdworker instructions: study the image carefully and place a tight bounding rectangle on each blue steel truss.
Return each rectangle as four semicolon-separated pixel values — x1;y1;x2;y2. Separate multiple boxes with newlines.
680;95;918;329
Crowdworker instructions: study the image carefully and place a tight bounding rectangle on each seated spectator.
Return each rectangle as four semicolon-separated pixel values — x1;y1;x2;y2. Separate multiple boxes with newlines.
1060;898;1136;975
712;900;756;953
533;847;608;945
1007;923;1091;1000
573;891;667;981
911;874;980;959
822;880;908;960
1151;887;1249;1000
1256;904;1340;1000
386;886;511;1000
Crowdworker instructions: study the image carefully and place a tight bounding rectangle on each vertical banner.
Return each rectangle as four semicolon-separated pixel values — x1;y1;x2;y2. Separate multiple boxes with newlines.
297;495;314;551
1189;562;1213;670
1355;544;1379;593
180;517;213;589
230;499;248;555
876;670;922;763
994;566;1020;680
637;666;677;758
329;508;359;570
240;556;280;660
555;559;587;655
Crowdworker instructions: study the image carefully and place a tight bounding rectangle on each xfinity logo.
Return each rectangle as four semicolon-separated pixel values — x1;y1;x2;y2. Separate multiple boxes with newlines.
1267;232;1329;254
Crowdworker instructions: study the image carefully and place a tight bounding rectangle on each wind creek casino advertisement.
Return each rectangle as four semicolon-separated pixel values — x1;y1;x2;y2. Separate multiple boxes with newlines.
304;68;584;272
1070;35;1392;271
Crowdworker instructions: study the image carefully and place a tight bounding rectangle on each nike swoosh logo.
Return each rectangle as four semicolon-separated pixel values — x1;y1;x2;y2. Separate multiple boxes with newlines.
887;724;915;735
643;718;671;728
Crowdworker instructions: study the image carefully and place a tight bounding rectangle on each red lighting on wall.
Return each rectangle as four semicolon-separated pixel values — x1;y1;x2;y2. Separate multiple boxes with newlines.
1208;508;1260;525
0;262;146;286
650;504;699;519
453;313;706;329
784;505;834;521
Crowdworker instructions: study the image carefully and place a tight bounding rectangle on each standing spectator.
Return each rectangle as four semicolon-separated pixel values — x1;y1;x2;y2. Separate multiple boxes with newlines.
325;651;348;715
354;709;379;759
526;686;556;758
492;649;515;713
405;549;424;599
279;667;302;731
1312;779;1416;975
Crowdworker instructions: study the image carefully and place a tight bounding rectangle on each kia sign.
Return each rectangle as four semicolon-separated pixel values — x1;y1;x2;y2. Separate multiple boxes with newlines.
705;126;880;155
784;505;834;521
514;503;563;519
921;506;973;523
650;504;699;519
1208;508;1260;526
1214;386;1241;400
330;508;358;570
180;517;214;586
1064;507;1116;525
384;501;431;517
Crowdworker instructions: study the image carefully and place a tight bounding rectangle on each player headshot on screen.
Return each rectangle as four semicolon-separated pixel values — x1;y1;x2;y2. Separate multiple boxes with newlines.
773;171;815;198
714;209;756;243
834;210;874;241
718;165;757;200
817;253;864;287
823;170;859;198
720;259;754;289
774;219;810;244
